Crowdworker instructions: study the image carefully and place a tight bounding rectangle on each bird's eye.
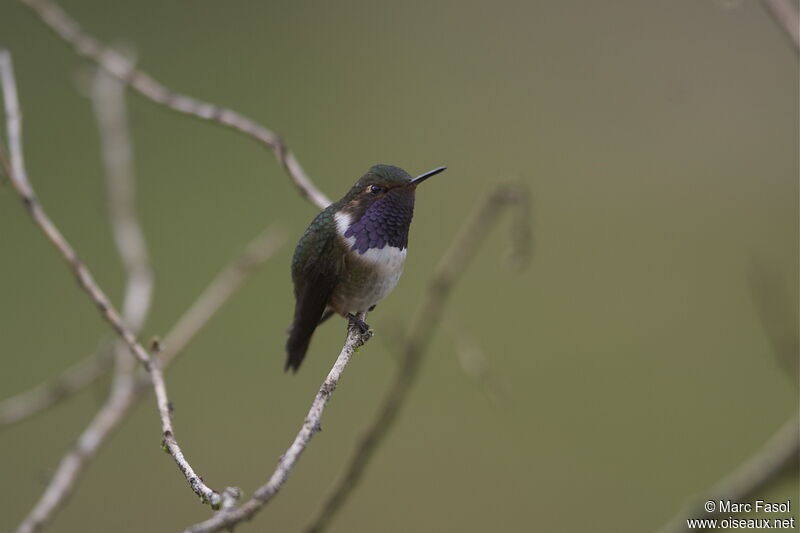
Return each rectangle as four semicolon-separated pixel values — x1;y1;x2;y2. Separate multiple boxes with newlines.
369;184;384;194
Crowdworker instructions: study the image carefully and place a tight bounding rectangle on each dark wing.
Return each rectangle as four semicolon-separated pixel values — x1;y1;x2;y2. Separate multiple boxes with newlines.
285;208;340;372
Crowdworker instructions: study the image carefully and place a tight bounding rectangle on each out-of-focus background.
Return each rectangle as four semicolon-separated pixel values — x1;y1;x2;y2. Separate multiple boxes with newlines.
1;1;797;532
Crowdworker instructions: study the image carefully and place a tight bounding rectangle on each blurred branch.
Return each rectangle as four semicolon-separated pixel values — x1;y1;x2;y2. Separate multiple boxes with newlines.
0;57;283;517
153;227;286;370
0;348;113;428
305;183;532;533
185;183;530;533
655;260;800;533
0;61;154;427
0;50;226;523
0;97;118;430
16;372;137;533
747;261;799;384
14;236;280;533
92;56;154;338
20;0;332;210
15;64;153;533
447;315;511;407
184;317;374;533
656;415;799;533
16;228;284;533
761;0;800;52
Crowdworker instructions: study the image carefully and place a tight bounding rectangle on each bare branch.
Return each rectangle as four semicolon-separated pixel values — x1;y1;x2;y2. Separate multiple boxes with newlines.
0;50;223;519
0;48;292;428
19;0;331;209
92;58;153;335
13;229;283;533
0;349;113;428
183;318;374;533
14;63;153;533
0;56;152;429
761;0;800;52
180;188;529;533
305;183;532;533
655;414;799;533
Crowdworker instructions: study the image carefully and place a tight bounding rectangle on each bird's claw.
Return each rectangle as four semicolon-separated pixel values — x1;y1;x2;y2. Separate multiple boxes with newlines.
346;313;370;334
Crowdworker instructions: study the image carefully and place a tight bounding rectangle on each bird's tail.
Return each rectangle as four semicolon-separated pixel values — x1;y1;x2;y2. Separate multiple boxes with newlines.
285;308;333;372
285;322;313;373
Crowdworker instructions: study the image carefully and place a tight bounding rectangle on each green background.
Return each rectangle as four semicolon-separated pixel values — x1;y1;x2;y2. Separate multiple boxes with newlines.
1;1;797;532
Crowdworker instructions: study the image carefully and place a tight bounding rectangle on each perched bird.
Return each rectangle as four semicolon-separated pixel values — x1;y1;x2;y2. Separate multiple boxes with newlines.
285;164;446;372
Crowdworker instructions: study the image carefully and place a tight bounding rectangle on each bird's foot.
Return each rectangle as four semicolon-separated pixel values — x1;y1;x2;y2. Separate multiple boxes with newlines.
346;313;370;334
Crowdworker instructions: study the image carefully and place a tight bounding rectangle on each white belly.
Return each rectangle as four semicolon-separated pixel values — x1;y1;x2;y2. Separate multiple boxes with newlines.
333;212;407;313
353;245;406;307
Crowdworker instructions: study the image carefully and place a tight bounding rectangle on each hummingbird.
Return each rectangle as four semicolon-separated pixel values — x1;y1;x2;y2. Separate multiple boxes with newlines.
285;164;446;372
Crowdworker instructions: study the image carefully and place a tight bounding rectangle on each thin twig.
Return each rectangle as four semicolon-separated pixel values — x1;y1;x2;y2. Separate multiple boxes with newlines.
761;0;800;52
0;59;152;426
0;349;113;428
0;50;223;517
655;415;799;533
94;52;152;457
91;63;150;501
183;318;374;533
19;0;331;210
305;183;532;533
13;230;283;533
15;64;154;533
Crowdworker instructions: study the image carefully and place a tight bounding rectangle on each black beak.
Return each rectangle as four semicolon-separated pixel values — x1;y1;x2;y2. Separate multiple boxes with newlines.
410;166;447;186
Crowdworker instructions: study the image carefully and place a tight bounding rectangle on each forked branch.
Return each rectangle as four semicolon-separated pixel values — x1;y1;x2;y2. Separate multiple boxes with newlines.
184;318;373;533
0;49;224;516
14;64;154;533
